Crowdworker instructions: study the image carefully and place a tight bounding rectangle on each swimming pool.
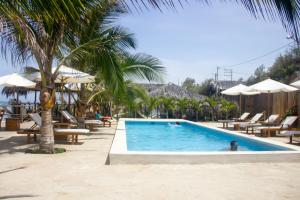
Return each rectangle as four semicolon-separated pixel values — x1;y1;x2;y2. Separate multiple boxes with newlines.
126;121;290;152
109;119;300;164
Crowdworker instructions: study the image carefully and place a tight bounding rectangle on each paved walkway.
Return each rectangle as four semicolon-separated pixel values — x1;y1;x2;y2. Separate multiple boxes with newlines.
0;121;300;200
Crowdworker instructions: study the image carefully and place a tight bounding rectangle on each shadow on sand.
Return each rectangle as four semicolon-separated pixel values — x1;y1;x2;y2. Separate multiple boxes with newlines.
0;194;38;199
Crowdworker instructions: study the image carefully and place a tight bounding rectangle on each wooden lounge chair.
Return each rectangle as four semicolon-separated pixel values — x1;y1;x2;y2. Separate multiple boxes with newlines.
243;114;280;134
218;112;250;128
277;129;300;144
231;113;264;131
17;113;40;143
256;116;298;137
18;113;89;144
61;110;103;129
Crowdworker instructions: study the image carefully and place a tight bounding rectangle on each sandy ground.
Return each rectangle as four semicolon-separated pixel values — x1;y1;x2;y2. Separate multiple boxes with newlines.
0;121;300;200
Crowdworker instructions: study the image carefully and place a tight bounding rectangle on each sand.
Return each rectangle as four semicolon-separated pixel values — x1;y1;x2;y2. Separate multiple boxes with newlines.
0;121;300;200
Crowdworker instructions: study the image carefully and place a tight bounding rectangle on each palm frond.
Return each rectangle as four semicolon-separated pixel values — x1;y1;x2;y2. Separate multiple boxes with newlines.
122;53;165;83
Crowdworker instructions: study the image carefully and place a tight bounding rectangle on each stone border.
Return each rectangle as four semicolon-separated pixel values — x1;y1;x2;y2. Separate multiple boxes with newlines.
109;118;300;164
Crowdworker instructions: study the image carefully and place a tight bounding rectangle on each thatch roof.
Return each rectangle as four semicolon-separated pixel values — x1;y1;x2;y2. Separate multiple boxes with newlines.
140;83;206;100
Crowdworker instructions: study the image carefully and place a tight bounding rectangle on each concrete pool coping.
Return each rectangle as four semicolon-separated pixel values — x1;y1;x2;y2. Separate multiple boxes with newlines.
109;118;300;164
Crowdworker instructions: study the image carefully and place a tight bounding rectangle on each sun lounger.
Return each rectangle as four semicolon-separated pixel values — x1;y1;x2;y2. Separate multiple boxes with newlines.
277;129;300;144
231;113;264;131
61;110;103;129
17;113;41;143
18;113;89;144
218;112;250;128
256;116;298;137
54;128;89;144
243;114;280;134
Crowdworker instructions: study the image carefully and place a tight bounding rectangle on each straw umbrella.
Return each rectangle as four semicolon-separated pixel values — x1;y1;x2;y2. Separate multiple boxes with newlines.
221;84;259;115
0;73;36;102
246;78;298;118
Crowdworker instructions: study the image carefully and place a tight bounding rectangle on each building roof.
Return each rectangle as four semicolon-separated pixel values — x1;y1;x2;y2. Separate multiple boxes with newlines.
140;83;206;100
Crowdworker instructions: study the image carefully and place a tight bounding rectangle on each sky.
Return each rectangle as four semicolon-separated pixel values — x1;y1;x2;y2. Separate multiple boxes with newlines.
118;1;294;84
0;1;295;101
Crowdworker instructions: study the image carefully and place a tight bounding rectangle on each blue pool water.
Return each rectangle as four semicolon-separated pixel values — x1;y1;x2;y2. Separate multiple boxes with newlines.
125;121;292;152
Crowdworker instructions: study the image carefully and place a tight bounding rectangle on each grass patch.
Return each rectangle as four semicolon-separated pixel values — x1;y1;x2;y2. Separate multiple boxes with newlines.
25;148;66;154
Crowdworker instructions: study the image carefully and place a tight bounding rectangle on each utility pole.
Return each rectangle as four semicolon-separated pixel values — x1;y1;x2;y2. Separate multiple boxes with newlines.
216;66;220;81
224;68;233;82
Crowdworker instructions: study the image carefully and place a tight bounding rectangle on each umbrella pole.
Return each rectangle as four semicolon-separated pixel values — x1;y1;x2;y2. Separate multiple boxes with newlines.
68;90;71;111
239;94;242;116
34;90;37;112
267;92;270;122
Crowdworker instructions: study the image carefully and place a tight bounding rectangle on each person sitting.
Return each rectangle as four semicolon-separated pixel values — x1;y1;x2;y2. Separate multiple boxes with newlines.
95;110;102;120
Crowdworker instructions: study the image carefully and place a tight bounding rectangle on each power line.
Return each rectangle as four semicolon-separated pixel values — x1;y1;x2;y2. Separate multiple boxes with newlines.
222;42;293;68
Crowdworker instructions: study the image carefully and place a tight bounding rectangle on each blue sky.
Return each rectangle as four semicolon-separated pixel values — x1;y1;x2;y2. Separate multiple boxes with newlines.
119;1;293;84
0;1;295;102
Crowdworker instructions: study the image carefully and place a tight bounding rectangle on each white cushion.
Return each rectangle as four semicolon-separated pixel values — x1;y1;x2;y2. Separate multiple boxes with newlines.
84;120;103;124
54;128;89;134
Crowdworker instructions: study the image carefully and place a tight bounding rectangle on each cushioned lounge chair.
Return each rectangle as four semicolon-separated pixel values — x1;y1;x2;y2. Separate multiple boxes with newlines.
218;112;250;128
277;129;300;144
256;116;298;137
18;113;89;144
230;113;264;131
243;114;280;134
61;110;103;129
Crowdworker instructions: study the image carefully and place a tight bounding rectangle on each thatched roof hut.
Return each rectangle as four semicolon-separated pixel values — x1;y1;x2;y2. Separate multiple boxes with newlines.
140;83;206;100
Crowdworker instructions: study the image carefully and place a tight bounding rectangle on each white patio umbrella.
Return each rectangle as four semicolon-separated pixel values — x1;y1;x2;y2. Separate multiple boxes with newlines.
29;65;95;84
28;65;95;107
290;80;300;88
221;84;259;115
246;78;298;117
0;73;36;88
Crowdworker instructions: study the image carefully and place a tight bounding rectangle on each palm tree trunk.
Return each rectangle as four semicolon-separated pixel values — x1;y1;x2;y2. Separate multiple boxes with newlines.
39;108;54;153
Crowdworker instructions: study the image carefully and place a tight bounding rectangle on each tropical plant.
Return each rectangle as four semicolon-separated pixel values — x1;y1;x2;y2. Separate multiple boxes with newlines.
144;97;160;118
0;0;104;153
160;97;175;118
176;98;189;118
189;99;204;121
220;99;237;119
204;97;219;121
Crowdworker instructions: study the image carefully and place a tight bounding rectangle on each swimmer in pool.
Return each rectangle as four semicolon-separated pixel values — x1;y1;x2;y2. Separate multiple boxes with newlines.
168;122;181;127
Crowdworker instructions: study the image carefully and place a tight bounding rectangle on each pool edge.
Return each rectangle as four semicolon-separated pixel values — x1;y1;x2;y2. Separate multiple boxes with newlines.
109;118;300;164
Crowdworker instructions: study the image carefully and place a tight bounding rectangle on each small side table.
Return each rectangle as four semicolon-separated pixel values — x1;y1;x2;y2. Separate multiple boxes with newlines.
6;118;21;131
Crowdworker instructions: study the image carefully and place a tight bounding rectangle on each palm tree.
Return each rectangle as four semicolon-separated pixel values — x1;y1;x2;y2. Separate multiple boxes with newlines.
204;97;219;121
0;1;88;153
0;0;126;153
144;97;159;118
160;97;175;118
176;98;189;119
189;99;203;122
220;99;237;119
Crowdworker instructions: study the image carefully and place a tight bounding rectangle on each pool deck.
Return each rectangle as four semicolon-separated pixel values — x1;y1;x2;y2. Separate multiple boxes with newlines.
0;121;300;199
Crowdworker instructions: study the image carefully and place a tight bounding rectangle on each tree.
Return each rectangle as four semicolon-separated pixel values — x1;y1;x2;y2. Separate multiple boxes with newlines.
189;99;204;121
160;97;175;118
204;97;219;121
182;78;199;93
220;99;237;119
269;48;300;83
246;65;269;85
0;0;104;153
176;98;189;118
198;79;217;96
